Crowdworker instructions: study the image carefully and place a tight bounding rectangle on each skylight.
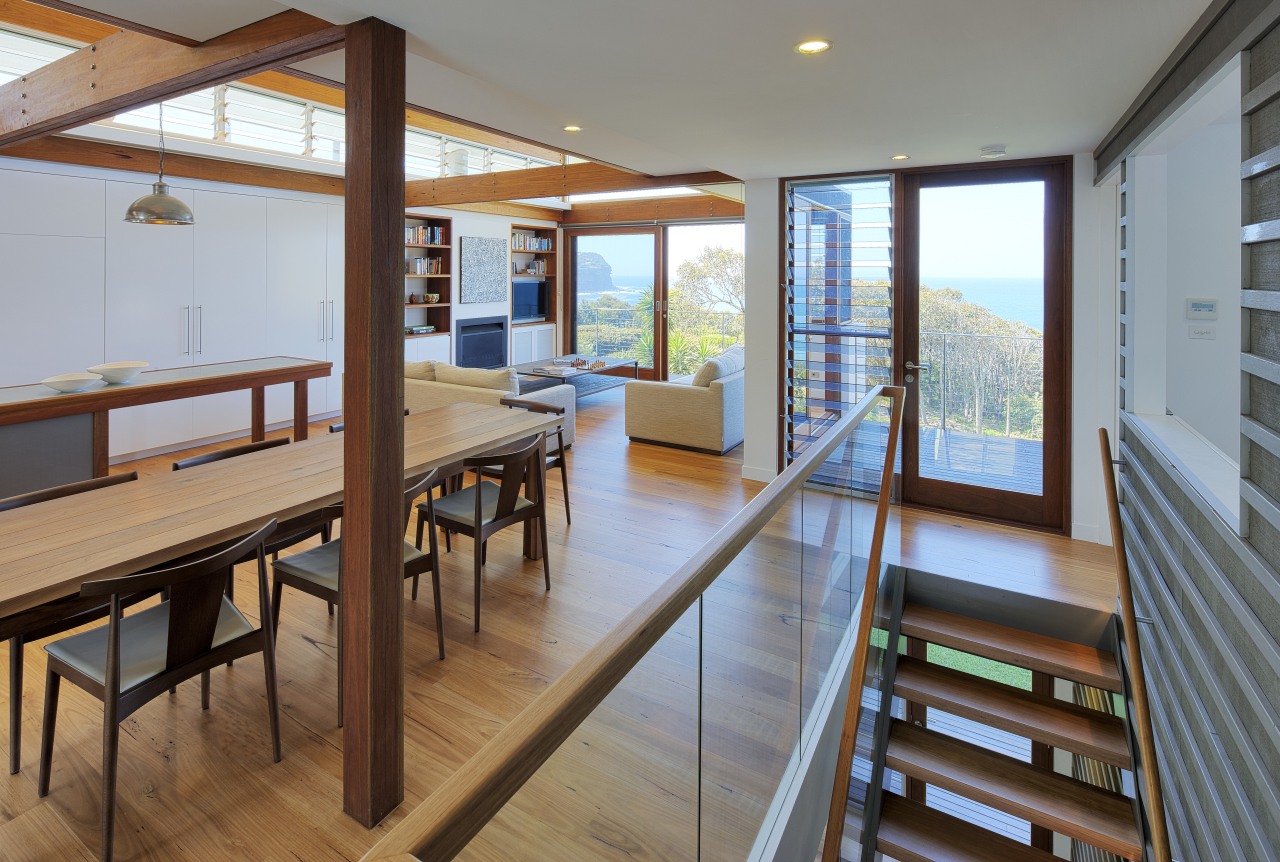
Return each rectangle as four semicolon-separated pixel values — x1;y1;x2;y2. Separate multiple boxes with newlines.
0;26;561;179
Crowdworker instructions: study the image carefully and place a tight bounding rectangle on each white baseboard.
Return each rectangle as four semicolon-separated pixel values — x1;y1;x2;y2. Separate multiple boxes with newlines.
741;464;777;483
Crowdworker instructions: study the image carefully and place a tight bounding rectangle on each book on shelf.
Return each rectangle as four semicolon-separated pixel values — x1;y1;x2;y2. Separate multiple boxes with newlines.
405;225;445;245
405;256;443;275
511;233;553;252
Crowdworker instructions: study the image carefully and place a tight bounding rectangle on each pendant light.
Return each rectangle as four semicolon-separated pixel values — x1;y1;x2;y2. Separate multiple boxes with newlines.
124;102;194;225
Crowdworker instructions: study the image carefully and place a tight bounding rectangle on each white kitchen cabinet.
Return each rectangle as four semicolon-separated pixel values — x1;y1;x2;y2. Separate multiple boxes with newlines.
105;180;196;456
324;203;345;413
265;197;330;424
191;189;268;438
0;234;105;387
0;169;104;238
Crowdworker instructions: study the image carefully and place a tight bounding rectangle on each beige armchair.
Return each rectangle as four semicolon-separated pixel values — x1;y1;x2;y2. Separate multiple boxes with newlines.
624;346;745;455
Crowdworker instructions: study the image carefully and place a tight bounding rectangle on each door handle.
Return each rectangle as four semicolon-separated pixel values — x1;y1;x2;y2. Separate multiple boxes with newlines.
195;305;203;354
182;305;190;355
319;300;326;341
905;360;931;371
329;300;335;341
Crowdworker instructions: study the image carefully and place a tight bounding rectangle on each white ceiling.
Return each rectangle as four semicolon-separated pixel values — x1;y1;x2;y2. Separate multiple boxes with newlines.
72;0;1213;180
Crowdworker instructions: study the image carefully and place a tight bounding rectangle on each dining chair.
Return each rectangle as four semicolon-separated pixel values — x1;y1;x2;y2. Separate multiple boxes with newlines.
37;519;282;862
498;396;571;524
173;436;335;620
271;471;442;727
414;434;550;633
0;472;142;776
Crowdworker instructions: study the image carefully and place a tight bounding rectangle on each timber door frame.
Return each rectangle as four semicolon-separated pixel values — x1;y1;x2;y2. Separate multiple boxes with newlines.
563;225;666;380
898;157;1073;532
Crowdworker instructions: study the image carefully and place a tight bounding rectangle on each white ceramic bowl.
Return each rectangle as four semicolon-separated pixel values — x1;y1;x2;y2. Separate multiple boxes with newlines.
87;361;149;384
42;373;103;393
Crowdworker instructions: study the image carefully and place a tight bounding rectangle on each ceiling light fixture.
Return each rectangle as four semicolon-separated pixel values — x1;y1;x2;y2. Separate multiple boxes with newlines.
124;103;194;225
562;125;582;133
979;144;1008;160
891;154;910;161
794;39;831;55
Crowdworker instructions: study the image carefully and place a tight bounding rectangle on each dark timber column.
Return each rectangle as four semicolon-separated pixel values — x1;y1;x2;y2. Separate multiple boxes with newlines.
342;17;406;827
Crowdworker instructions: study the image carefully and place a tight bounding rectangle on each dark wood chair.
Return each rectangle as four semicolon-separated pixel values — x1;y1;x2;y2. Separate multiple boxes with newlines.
271;471;442;727
414;434;550;633
37;519;282;862
499;396;571;524
0;472;142;776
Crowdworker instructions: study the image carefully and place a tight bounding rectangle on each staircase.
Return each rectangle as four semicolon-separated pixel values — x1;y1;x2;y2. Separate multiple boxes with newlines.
845;600;1151;862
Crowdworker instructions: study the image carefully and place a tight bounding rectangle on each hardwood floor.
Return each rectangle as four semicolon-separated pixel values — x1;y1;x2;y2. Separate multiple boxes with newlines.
0;387;1117;860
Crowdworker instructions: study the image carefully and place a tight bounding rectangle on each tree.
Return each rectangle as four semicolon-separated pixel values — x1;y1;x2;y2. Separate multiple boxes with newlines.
673;246;745;315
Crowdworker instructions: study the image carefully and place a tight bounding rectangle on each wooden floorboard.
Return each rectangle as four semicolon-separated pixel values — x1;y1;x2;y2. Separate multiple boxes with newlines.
0;387;1118;860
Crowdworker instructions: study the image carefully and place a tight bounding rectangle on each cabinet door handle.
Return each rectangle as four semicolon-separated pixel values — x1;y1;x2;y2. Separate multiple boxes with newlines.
195;305;203;354
329;300;335;341
319;300;326;341
182;305;191;355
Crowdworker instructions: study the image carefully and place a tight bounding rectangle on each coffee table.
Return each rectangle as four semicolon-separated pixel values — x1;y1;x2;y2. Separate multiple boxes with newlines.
514;355;639;399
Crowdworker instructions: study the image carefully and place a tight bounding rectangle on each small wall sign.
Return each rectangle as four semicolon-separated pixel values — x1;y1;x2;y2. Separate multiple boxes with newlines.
1186;298;1218;320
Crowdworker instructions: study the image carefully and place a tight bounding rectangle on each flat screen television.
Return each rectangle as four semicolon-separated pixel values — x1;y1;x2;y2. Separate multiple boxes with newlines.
512;279;549;322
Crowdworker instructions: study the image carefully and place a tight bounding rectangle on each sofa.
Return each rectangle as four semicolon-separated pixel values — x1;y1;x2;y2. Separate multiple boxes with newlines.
624;345;744;455
403;360;577;447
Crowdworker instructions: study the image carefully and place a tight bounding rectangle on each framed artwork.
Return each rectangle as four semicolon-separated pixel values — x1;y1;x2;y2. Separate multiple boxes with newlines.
460;236;508;304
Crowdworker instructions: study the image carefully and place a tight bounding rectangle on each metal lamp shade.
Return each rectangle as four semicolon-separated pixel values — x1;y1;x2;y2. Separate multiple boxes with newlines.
124;182;195;225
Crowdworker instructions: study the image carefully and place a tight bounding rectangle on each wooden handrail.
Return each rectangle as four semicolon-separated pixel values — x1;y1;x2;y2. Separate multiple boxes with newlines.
360;386;906;861
1099;428;1172;862
820;388;905;862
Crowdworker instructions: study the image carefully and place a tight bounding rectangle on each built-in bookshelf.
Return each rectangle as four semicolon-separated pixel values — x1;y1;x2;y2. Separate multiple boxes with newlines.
404;213;452;342
510;224;557;327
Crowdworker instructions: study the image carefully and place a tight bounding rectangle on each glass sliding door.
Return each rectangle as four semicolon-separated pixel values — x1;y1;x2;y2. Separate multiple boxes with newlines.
901;161;1070;530
665;223;746;379
567;227;662;377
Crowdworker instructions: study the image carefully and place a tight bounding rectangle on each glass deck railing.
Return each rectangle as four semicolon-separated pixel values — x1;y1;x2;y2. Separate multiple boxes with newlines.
362;386;905;862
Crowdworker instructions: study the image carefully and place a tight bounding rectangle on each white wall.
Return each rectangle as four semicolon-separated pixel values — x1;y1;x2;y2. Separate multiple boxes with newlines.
1165;121;1242;456
742;177;782;483
1072;153;1120;544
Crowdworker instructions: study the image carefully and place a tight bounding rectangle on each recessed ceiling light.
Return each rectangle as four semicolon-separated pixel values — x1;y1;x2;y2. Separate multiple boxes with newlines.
979;144;1008;159
794;39;832;55
891;154;910;161
562;125;582;133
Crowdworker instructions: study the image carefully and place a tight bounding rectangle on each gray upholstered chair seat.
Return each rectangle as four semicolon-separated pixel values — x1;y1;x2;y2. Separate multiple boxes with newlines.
272;539;428;592
44;597;252;691
430;479;533;528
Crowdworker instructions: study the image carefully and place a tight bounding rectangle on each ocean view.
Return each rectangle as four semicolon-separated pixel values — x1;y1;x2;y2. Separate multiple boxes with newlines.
580;273;1044;331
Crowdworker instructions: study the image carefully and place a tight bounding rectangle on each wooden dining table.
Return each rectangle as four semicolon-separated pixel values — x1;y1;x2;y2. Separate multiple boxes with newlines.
0;402;558;619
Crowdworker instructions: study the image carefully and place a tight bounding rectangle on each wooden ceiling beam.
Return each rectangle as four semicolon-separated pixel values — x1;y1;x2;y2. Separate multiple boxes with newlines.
0;2;565;164
3;134;345;195
561;194;743;225
0;9;345;149
0;0;114;43
405;162;737;207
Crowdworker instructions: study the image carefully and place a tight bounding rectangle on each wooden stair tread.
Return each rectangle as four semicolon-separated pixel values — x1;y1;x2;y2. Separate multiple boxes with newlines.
886;720;1140;860
900;604;1123;692
894;656;1131;768
877;792;1059;862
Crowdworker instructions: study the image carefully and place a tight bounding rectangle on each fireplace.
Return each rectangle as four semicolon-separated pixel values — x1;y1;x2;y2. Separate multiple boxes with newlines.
455;315;509;368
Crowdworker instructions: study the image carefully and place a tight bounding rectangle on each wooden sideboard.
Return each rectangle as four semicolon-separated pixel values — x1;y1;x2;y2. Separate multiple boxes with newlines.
0;356;331;498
